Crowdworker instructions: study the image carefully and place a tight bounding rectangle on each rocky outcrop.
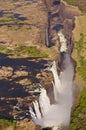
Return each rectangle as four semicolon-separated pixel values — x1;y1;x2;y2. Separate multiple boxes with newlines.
44;0;80;53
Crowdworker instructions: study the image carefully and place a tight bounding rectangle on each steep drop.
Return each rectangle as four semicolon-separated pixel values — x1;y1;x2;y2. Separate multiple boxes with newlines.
29;32;74;129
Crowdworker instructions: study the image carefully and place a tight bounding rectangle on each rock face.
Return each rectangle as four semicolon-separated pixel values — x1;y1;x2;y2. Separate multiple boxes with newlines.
44;0;80;52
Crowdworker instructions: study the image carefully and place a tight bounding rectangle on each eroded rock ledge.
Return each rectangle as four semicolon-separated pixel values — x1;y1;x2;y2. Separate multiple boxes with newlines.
44;0;80;53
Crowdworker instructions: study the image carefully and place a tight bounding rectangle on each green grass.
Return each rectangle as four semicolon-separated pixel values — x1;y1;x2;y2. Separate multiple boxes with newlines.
13;45;48;58
0;18;25;25
77;56;86;81
0;44;48;58
70;33;86;130
63;0;86;12
0;119;16;130
75;33;86;82
70;88;86;130
75;33;84;56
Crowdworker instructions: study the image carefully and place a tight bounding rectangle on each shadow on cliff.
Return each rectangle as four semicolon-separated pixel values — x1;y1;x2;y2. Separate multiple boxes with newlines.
53;24;63;32
53;0;60;5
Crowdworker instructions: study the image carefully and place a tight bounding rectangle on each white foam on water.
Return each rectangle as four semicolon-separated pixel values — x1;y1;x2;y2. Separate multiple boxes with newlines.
29;32;74;129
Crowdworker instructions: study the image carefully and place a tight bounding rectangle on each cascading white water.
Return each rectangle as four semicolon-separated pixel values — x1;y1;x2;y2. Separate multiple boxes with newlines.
29;31;74;130
58;31;68;53
46;27;49;47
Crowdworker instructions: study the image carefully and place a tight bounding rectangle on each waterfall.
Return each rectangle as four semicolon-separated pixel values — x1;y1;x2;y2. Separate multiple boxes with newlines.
29;32;74;129
46;27;49;47
58;31;68;53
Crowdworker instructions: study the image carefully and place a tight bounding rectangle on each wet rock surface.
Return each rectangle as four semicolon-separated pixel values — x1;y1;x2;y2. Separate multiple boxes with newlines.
45;0;80;53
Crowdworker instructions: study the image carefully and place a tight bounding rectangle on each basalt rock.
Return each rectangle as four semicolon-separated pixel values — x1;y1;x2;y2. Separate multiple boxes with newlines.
44;0;80;52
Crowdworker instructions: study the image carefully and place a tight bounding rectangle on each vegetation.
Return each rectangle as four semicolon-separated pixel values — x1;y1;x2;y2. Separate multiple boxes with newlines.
70;88;86;130
0;12;26;26
0;119;16;130
0;18;24;25
0;44;48;58
64;0;86;12
75;33;86;82
0;0;48;130
14;44;48;58
70;34;86;130
78;56;86;81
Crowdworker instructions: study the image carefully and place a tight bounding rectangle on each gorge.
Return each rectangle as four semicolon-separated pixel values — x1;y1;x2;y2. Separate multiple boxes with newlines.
30;37;74;130
0;0;85;130
29;0;80;129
